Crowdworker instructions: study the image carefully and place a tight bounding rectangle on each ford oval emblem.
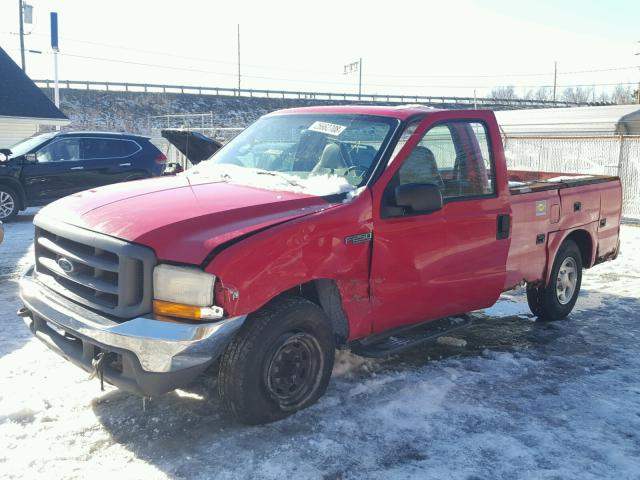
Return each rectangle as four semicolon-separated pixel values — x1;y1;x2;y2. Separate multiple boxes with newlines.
57;257;75;274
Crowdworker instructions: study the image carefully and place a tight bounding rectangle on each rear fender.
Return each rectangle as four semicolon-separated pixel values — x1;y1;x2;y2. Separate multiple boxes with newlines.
545;224;597;286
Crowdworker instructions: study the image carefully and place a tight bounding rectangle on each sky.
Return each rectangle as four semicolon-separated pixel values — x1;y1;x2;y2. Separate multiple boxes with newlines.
0;0;639;99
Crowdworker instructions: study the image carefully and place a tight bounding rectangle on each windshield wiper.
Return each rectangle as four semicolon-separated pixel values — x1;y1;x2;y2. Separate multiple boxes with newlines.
256;170;303;188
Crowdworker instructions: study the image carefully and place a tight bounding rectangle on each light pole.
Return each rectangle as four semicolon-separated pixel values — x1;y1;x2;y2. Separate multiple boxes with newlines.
343;59;362;100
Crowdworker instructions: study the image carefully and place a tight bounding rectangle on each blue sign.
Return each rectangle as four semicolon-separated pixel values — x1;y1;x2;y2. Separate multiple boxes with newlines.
50;12;58;50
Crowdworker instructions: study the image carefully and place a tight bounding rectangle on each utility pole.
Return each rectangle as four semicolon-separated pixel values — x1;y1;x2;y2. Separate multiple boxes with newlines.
237;24;241;94
635;42;640;104
358;57;362;100
552;61;557;102
18;0;26;71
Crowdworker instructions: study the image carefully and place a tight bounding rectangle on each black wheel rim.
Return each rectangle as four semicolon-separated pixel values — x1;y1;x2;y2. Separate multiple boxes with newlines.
264;332;324;410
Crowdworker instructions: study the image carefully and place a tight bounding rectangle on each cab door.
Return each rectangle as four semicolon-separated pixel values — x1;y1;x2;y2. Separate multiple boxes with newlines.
369;112;511;334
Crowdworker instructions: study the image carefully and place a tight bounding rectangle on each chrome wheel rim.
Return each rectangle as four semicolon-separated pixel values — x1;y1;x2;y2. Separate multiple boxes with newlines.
556;257;578;305
0;191;15;220
264;332;323;410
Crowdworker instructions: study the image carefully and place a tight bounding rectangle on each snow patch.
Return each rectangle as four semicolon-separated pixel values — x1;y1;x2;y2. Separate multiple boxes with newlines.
437;336;468;348
186;164;356;197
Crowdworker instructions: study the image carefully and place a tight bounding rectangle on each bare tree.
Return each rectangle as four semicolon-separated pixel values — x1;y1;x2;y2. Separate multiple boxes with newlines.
534;87;553;102
610;84;635;105
560;87;593;104
489;86;518;102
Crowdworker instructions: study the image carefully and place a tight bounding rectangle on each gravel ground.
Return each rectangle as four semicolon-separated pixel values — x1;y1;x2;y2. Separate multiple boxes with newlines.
1;211;639;480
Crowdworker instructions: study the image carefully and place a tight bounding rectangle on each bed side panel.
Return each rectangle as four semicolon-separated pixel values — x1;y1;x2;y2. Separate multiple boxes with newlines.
505;189;560;290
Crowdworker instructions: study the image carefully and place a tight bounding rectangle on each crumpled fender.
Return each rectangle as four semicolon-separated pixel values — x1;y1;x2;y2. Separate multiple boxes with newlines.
206;192;374;341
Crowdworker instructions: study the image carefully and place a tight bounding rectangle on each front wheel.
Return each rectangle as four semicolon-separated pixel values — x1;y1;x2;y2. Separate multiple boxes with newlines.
218;296;335;424
0;187;19;222
526;239;583;321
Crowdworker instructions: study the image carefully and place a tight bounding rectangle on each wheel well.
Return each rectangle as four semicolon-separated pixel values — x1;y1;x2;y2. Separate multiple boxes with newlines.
564;229;593;268
281;279;349;345
0;179;25;209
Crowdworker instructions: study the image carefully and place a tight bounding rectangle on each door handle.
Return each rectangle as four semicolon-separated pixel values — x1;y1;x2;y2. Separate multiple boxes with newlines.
119;163;131;167
69;166;84;170
496;214;511;240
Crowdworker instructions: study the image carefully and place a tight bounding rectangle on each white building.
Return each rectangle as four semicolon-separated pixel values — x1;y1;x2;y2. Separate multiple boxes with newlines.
495;105;640;219
0;46;69;148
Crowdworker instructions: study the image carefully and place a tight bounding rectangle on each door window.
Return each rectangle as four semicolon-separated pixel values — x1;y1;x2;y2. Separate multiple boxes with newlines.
36;138;82;162
391;121;494;202
82;138;139;159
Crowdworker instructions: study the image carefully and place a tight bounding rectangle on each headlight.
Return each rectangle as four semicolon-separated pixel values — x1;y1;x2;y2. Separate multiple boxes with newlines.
152;264;223;321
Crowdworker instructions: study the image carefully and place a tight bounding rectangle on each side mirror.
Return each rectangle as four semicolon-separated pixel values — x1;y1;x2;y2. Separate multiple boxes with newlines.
394;183;443;214
24;153;37;163
163;162;184;175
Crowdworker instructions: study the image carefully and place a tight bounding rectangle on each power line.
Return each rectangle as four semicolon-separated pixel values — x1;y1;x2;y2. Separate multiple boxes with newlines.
5;30;639;81
57;53;640;90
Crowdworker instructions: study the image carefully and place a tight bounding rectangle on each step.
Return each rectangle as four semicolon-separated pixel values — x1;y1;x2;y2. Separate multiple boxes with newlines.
350;315;472;358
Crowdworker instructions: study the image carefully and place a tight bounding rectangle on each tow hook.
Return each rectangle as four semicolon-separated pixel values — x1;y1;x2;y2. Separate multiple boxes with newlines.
16;306;30;317
89;352;108;391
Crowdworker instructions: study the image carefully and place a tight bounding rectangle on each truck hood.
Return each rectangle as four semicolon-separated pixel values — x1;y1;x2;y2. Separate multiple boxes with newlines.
38;175;339;264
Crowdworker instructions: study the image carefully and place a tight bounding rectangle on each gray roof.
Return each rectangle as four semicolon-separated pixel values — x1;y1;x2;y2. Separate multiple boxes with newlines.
495;105;640;136
0;46;68;122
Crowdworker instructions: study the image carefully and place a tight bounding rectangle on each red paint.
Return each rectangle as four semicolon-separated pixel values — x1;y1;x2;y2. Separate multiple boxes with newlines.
37;106;623;342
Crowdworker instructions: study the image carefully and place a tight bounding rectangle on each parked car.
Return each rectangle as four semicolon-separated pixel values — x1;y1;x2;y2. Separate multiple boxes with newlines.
18;106;621;424
0;131;167;221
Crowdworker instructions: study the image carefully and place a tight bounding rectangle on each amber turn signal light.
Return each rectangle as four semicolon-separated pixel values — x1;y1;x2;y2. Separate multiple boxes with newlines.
152;300;224;321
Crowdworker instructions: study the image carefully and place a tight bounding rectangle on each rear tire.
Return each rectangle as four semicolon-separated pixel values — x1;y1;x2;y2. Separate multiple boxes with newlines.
0;186;19;222
526;239;583;321
218;295;335;425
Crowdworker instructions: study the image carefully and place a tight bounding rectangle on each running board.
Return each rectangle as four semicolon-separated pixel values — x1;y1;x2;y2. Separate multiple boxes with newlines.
350;315;472;358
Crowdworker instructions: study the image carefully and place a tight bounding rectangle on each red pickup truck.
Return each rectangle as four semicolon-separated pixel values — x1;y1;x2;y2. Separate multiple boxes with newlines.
19;106;622;424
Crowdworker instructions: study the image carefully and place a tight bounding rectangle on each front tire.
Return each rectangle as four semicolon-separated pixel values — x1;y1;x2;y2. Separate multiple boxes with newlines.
0;187;19;222
526;239;583;321
218;295;335;424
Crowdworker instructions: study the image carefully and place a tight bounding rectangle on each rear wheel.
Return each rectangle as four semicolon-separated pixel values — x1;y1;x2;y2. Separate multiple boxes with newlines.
526;239;583;321
0;187;19;222
218;295;335;424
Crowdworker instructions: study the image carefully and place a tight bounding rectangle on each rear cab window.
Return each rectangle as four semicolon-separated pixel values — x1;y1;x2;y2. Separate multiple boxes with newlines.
384;120;495;215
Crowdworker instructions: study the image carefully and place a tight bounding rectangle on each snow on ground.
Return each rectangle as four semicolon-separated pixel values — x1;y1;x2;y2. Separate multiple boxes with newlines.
1;212;639;480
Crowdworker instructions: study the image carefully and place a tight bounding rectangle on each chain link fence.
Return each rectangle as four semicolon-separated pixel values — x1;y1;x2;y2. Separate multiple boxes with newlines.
503;134;640;219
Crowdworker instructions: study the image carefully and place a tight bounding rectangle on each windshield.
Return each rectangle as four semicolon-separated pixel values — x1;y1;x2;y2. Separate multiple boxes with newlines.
187;114;399;196
8;132;57;158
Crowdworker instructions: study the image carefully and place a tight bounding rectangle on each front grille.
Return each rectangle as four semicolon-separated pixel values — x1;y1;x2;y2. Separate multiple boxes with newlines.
34;215;156;319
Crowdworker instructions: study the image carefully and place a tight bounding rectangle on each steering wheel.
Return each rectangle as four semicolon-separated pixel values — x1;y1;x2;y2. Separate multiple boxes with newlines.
343;165;367;177
338;143;355;167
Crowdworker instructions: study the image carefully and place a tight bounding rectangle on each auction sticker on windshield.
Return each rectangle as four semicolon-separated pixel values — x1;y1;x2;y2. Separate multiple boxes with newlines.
308;121;347;136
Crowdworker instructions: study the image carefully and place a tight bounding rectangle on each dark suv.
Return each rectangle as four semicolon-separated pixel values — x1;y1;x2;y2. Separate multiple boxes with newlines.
0;132;166;221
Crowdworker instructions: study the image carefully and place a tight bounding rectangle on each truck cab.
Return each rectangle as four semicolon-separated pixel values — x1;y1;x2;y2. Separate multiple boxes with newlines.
18;106;622;424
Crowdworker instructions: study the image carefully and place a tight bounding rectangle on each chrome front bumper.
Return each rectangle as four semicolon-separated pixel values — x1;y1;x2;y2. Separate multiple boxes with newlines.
19;266;246;396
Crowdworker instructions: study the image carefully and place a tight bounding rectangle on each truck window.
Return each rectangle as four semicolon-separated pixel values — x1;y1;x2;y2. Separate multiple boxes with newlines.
395;121;494;200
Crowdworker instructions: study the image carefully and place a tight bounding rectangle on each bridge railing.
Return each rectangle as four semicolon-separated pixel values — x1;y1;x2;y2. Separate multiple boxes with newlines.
33;79;607;108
